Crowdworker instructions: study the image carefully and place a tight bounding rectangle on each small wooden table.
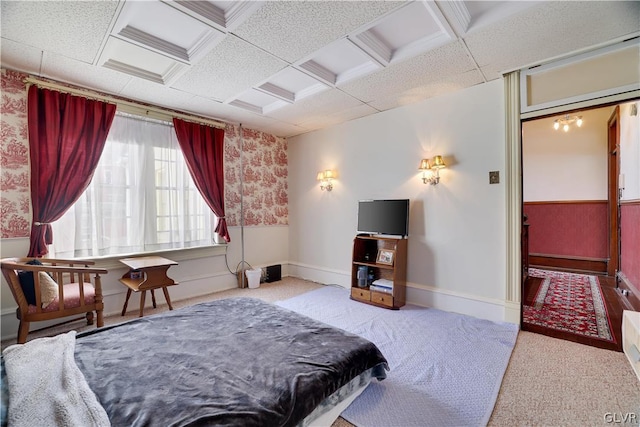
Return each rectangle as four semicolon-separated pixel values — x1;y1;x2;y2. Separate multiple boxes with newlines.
119;256;178;317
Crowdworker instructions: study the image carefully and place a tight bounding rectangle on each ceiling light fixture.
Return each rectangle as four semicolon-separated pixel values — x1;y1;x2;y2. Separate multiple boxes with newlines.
553;114;583;132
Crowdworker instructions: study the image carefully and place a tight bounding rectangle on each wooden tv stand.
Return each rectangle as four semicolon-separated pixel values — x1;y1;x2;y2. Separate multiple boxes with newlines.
350;235;407;309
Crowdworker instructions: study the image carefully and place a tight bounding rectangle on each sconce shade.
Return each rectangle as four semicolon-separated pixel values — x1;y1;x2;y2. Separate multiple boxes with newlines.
317;169;336;191
419;155;445;185
432;155;445;169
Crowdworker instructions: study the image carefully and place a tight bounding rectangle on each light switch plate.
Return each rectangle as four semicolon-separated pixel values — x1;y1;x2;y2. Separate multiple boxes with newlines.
489;171;500;184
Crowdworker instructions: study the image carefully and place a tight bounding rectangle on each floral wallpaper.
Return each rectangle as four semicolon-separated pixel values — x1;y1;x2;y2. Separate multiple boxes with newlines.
0;69;288;238
224;124;288;227
1;69;30;238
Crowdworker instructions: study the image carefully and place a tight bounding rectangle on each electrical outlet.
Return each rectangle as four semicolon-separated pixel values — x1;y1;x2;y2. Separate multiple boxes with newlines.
489;171;500;184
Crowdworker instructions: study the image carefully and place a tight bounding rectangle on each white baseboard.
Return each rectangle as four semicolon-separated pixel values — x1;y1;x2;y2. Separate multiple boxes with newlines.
288;262;518;324
2;262;520;341
503;301;522;324
288;262;350;288
405;283;513;323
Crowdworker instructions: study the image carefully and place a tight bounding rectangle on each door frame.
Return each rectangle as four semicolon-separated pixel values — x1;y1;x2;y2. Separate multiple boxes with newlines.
607;106;621;278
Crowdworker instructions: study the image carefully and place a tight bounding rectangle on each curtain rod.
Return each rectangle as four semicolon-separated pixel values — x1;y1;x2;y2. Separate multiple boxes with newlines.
24;76;227;130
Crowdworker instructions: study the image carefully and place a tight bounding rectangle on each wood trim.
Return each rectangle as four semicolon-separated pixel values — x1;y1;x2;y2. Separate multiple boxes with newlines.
529;253;608;275
524;200;607;205
620;199;640;206
618;272;640;311
607;106;620;277
504;70;522;324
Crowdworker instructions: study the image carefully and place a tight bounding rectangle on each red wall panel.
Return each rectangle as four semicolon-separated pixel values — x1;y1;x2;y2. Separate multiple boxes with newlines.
524;201;608;259
621;202;640;293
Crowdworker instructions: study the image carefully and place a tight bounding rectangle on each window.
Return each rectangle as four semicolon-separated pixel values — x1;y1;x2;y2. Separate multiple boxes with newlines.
51;113;215;258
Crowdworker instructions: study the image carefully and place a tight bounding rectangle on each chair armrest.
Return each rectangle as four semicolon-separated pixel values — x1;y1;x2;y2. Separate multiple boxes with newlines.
1;258;108;311
5;264;107;275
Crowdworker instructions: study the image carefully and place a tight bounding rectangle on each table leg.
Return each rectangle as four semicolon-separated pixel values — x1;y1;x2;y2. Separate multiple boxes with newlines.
162;287;174;310
122;289;132;316
139;291;146;317
151;289;157;308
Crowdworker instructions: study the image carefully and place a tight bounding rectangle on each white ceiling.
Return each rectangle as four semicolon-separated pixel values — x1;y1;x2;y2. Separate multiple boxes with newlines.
1;1;638;138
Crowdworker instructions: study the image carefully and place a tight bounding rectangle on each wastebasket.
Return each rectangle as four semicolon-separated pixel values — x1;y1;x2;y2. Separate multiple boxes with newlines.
246;268;262;289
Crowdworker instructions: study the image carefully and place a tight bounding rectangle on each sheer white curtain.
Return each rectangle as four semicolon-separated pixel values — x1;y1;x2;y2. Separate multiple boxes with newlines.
51;113;214;258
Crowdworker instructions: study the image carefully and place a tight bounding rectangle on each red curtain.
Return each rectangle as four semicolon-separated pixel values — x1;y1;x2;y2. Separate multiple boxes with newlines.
173;118;230;243
27;86;116;257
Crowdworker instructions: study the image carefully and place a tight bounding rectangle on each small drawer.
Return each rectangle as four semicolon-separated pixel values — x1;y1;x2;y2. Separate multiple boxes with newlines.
371;291;394;308
351;288;371;301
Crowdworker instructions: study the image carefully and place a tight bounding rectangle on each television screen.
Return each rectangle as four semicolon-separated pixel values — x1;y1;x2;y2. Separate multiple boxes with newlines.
357;199;409;237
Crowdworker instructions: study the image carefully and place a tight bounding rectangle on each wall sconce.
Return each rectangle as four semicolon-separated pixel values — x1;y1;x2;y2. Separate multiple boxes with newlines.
419;155;446;185
317;169;335;191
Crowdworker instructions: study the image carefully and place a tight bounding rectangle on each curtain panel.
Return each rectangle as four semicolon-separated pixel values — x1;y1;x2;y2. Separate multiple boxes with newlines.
51;113;214;257
27;86;116;257
172;118;230;242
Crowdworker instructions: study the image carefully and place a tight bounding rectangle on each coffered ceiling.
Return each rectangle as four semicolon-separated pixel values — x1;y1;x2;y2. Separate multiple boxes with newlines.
1;1;638;137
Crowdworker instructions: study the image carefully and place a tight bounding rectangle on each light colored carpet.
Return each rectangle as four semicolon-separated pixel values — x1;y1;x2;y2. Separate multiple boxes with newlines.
3;277;639;426
488;331;639;426
276;286;519;427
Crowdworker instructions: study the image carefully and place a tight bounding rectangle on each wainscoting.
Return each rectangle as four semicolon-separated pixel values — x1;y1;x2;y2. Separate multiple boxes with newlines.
620;203;640;310
620;200;640;308
524;200;608;274
528;254;607;275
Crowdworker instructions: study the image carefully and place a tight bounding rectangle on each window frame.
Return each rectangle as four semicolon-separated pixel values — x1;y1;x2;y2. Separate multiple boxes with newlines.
49;111;227;262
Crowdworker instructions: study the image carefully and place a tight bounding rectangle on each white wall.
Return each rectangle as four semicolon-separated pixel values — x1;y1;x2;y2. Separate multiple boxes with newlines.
0;225;289;340
522;107;612;202
620;101;640;200
288;80;508;321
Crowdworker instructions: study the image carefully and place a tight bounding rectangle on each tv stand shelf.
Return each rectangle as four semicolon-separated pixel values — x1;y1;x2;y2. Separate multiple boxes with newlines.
353;261;394;270
350;235;407;310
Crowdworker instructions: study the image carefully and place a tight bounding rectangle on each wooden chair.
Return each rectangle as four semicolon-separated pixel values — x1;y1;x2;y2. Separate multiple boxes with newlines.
0;258;107;344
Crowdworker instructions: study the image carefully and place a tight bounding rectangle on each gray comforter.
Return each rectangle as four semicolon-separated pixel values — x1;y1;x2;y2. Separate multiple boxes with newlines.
74;297;388;426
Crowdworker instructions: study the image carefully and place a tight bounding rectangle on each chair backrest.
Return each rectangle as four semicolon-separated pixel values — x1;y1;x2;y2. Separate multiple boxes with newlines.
0;257;107;321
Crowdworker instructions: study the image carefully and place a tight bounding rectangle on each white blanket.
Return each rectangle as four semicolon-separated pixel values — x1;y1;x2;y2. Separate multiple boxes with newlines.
2;331;110;427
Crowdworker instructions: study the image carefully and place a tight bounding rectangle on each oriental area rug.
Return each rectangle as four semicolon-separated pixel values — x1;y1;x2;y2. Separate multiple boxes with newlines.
523;268;615;343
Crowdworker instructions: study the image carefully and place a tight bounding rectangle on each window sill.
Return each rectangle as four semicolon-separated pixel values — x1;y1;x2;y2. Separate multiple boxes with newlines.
83;244;228;270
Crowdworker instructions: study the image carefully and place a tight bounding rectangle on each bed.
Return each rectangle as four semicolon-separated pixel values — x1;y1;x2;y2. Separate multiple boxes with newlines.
2;297;388;427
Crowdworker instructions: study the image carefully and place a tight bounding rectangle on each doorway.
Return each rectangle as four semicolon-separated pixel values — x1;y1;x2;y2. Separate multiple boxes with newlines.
520;103;627;351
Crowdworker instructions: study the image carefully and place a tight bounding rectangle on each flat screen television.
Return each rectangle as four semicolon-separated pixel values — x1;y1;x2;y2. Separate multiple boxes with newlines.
357;199;409;237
